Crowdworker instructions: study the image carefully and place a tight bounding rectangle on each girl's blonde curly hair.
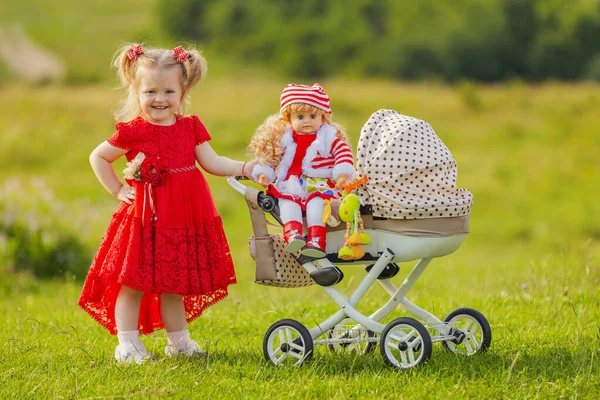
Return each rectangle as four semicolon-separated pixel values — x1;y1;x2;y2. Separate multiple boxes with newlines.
248;103;350;167
112;43;208;122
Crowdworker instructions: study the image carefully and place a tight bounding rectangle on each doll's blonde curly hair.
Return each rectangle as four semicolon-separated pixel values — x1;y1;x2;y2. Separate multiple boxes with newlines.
248;103;350;167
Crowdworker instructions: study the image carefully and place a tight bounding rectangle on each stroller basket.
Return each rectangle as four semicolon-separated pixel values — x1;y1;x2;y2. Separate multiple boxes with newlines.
244;184;314;287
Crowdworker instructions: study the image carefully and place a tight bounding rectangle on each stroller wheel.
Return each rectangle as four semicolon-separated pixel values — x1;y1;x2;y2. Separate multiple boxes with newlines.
380;317;432;369
442;307;492;355
263;319;314;367
327;318;377;355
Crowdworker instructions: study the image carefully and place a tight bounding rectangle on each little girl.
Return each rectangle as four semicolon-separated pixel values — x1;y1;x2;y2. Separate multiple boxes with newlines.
78;43;255;363
248;83;355;258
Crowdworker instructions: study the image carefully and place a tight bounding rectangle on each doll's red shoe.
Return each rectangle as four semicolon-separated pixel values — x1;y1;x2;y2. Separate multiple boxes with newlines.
301;226;327;258
283;221;305;253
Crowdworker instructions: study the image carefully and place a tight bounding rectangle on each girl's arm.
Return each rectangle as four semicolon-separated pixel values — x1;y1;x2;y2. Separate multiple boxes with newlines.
195;142;255;177
90;141;135;204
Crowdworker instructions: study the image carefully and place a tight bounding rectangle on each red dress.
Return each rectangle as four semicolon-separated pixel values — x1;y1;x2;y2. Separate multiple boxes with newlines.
78;115;236;335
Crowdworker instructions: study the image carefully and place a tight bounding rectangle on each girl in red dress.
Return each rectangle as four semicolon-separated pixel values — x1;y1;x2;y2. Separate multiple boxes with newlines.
248;84;355;258
78;43;256;363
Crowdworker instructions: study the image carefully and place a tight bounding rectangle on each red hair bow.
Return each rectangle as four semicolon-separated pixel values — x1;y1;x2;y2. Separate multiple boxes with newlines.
126;44;144;61
172;46;189;63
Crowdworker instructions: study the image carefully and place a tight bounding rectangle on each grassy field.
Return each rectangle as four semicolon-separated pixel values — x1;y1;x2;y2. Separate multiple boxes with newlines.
0;79;599;398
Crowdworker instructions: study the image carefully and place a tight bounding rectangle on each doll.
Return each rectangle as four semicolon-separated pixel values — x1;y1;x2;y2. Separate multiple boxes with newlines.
248;83;355;258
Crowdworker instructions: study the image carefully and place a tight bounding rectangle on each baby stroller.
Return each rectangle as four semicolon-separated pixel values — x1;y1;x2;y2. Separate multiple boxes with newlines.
228;109;491;369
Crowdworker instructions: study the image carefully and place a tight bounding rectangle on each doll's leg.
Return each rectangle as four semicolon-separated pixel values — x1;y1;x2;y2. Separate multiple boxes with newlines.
279;198;305;253
114;285;152;363
161;293;205;357
301;197;327;258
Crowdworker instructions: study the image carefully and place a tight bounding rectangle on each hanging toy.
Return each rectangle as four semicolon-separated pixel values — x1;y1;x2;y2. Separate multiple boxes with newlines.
322;175;368;227
336;176;370;260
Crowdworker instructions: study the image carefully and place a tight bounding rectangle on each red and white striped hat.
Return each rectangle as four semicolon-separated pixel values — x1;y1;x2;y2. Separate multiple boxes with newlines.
280;83;331;114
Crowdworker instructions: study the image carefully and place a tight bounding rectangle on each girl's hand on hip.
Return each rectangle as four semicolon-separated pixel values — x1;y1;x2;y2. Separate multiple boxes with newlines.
116;185;135;204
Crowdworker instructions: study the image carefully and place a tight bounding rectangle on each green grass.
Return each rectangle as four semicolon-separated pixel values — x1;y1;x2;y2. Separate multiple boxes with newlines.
1;80;600;398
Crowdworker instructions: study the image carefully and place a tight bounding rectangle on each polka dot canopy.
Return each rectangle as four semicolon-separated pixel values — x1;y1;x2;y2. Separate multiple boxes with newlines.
356;109;473;220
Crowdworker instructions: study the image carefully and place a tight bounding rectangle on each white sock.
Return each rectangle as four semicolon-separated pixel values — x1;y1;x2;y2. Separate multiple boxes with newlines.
280;199;303;223
167;329;190;346
117;330;142;347
306;198;325;227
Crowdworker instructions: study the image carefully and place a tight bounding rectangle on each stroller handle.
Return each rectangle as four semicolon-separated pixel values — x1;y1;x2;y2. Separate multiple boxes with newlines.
227;176;247;194
227;176;282;223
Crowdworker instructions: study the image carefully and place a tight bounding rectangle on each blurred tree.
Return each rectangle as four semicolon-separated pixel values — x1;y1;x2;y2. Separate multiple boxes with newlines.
501;0;537;79
156;0;600;82
157;0;212;40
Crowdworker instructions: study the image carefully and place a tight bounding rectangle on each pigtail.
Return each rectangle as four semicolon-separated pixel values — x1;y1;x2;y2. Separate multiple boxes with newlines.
112;43;147;122
112;43;142;87
170;45;208;116
181;49;207;91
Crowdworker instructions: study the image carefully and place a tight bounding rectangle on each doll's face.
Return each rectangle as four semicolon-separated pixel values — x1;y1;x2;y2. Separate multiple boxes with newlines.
290;110;323;134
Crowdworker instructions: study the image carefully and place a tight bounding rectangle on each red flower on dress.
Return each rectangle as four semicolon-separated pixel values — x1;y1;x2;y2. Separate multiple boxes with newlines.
140;157;168;186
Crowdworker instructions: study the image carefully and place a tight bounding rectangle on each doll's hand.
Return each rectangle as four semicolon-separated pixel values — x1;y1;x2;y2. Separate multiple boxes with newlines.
116;185;135;204
259;174;270;187
335;174;348;190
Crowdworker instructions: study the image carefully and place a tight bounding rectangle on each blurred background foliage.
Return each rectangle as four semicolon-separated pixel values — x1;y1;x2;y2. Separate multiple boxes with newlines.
158;0;600;82
1;0;599;85
0;0;598;280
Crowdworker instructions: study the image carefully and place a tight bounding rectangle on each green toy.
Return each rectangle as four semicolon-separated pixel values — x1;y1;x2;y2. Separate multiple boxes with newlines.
337;191;371;261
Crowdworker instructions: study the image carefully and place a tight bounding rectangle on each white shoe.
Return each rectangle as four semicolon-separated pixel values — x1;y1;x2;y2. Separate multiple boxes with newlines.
114;343;153;364
165;339;207;358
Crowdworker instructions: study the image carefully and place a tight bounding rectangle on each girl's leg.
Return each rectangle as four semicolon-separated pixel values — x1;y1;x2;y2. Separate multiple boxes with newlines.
161;293;204;357
160;293;186;332
115;285;144;331
114;285;151;363
302;197;327;258
279;198;305;253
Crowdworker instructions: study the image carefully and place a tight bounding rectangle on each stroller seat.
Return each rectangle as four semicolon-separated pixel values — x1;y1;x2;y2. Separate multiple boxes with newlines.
326;212;469;263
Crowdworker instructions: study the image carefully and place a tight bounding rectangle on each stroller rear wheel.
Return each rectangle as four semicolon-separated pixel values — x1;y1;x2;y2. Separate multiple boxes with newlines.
263;319;314;367
380;317;432;369
442;307;492;355
327;318;377;355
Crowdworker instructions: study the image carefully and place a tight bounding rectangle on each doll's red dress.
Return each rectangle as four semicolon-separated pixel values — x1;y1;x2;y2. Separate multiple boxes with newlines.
78;115;236;335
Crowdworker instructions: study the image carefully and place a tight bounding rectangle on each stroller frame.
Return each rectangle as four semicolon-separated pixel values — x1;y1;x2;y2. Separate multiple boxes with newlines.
229;177;491;369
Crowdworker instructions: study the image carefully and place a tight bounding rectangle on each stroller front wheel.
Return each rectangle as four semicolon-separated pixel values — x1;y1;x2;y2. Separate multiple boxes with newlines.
380;317;432;369
442;307;492;355
263;319;314;367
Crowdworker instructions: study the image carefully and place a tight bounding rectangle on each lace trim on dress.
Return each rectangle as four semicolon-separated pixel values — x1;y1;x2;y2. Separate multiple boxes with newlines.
78;212;236;335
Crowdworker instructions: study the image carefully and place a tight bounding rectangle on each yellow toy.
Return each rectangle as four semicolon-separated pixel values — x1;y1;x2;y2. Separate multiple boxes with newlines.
327;176;370;260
